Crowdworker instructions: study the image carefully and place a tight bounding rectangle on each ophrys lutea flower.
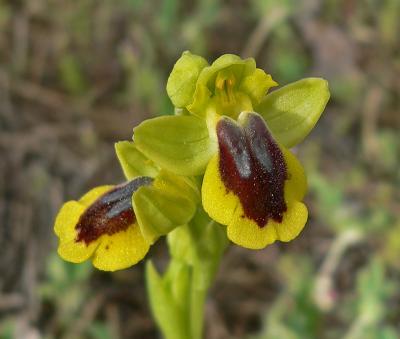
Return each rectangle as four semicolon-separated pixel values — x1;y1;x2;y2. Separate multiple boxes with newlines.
202;112;307;249
54;178;152;271
54;168;199;271
54;51;329;271
53;51;329;339
132;52;329;250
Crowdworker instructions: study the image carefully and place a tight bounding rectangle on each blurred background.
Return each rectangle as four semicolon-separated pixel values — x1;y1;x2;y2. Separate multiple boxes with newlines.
0;0;399;338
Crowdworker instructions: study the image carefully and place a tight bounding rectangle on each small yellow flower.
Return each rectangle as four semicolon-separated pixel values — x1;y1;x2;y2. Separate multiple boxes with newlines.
54;178;153;271
202;112;308;249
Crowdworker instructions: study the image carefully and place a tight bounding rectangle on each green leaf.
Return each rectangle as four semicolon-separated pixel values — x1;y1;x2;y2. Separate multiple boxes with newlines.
167;51;208;108
115;141;159;179
164;260;191;311
134;115;217;176
256;78;330;148
133;170;199;243
146;261;189;339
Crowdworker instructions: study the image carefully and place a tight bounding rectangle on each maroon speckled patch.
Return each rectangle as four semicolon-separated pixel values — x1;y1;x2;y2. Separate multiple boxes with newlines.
75;177;153;244
217;113;287;227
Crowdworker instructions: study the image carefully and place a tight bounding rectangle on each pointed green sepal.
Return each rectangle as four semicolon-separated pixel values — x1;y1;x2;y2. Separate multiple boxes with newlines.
134;115;217;176
133;170;199;243
167;51;208;108
115;141;159;179
256;78;330;148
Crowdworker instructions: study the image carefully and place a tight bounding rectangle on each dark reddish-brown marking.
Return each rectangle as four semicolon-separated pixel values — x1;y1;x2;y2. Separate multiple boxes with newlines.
217;113;287;227
75;177;153;245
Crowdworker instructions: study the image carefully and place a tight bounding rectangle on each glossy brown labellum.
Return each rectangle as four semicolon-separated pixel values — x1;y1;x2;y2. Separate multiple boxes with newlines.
75;177;153;244
217;113;287;227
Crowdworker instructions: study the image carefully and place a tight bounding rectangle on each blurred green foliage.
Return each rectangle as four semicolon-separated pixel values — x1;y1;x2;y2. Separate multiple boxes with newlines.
40;255;92;324
39;255;113;339
252;259;397;339
0;321;14;339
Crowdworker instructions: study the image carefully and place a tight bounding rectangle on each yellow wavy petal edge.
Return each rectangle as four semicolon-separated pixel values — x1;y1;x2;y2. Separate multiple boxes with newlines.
54;185;150;271
202;147;308;250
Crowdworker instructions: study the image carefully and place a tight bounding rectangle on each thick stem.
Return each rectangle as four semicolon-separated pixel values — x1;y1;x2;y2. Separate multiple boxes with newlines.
146;212;228;339
189;281;207;339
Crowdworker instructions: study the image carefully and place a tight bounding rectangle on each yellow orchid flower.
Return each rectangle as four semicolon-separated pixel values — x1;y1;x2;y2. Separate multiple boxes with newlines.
53;52;330;339
202;112;307;249
133;53;329;252
54;178;152;271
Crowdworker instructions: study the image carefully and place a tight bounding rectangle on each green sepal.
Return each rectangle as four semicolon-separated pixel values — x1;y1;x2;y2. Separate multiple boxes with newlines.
256;78;330;148
153;169;200;203
133;170;200;243
167;51;208;108
187;54;256;116
115;141;158;179
134;115;217;176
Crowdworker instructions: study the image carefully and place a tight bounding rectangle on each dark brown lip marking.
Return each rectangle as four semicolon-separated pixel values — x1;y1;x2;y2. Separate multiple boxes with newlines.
75;177;153;245
217;112;287;227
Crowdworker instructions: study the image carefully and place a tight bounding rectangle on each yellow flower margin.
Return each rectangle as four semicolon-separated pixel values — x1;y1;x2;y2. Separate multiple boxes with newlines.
202;145;308;250
54;186;150;271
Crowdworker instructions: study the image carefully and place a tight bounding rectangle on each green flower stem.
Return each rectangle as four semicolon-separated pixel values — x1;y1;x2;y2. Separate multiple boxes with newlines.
189;270;208;339
146;211;228;339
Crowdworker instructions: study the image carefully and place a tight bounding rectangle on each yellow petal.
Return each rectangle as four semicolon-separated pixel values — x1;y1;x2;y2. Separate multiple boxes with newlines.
92;224;150;271
274;201;308;242
79;185;114;206
226;201;308;249
55;186;112;239
282;148;307;203
201;131;308;250
54;201;84;240
201;155;239;226
58;239;98;263
54;200;98;263
227;204;278;249
54;184;152;270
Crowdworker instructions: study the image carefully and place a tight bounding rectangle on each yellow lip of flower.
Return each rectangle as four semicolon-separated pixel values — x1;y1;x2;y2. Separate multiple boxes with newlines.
202;112;308;250
54;177;153;271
